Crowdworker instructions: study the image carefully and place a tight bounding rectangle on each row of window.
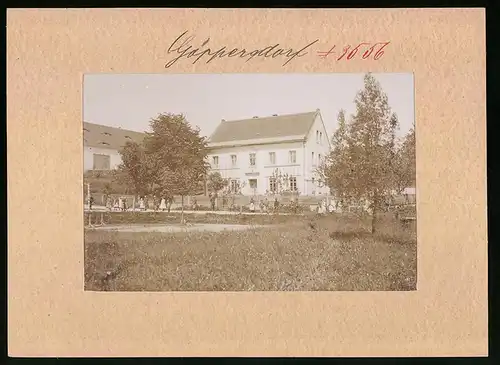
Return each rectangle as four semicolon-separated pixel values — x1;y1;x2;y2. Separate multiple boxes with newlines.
269;176;297;192
211;151;323;168
226;177;298;193
212;151;296;168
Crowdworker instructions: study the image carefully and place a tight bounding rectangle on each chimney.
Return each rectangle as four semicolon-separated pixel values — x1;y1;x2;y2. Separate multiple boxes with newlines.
273;114;278;116
253;116;258;118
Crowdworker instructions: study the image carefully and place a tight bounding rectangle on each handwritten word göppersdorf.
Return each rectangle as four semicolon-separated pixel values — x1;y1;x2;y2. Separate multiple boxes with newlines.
165;31;319;68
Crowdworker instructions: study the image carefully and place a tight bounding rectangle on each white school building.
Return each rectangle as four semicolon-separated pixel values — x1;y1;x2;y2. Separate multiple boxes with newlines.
206;109;332;197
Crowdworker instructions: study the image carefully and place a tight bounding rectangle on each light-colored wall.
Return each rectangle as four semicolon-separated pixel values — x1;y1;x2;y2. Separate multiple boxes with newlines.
303;113;332;195
83;146;122;172
207;141;306;195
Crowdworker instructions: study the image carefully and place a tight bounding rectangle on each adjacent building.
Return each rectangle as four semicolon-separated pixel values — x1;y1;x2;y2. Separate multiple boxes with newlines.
206;109;331;196
83;122;145;172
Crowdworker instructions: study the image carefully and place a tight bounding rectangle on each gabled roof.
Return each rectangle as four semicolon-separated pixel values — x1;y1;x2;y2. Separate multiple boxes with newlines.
83;122;145;150
208;110;320;147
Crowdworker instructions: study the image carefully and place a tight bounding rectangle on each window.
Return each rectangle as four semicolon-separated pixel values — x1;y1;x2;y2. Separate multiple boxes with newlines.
320;132;323;145
269;177;277;192
231;154;237;167
249;179;258;190
269;152;276;165
99;142;110;146
318;154;322;165
102;132;112;136
83;128;90;132
125;135;132;140
93;153;110;170
230;179;239;193
312;152;315;165
289;150;296;164
249;153;256;166
316;130;319;144
212;156;219;167
289;177;297;191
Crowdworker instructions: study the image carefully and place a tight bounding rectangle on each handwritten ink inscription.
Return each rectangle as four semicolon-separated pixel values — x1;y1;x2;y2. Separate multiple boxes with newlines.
164;31;391;68
317;42;391;61
165;31;319;69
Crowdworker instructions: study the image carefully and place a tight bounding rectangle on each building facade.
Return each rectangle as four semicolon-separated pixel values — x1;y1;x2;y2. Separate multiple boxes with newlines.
83;122;145;172
206;109;331;196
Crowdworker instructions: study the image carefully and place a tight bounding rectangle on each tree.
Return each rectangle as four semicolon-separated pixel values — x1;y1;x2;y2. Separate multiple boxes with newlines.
397;126;416;189
206;172;229;210
221;179;246;210
116;141;150;198
142;113;209;224
266;168;300;198
320;73;400;233
102;183;113;206
317;109;351;210
207;172;229;196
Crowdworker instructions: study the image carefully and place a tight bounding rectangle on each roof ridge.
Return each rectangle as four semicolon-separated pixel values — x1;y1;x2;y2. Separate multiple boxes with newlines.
208;109;320;145
221;110;318;123
83;121;146;135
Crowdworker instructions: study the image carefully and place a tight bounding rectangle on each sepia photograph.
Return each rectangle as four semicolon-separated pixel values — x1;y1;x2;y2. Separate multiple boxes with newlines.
83;73;416;292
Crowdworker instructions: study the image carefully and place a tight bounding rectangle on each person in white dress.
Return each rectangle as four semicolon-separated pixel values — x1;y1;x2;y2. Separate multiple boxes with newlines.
159;197;167;211
139;197;145;211
249;199;255;213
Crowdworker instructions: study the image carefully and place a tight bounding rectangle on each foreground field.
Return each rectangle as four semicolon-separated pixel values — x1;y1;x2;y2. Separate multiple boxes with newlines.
85;213;417;291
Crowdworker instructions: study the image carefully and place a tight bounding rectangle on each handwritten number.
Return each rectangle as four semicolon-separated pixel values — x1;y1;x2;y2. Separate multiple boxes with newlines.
337;45;351;61
317;41;390;61
347;42;371;60
374;42;390;60
362;45;375;59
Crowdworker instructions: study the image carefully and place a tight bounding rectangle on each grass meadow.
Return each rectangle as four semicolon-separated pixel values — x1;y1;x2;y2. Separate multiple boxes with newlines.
84;212;417;291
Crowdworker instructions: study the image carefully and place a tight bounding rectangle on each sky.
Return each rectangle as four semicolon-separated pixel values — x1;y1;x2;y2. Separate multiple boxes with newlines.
83;73;414;139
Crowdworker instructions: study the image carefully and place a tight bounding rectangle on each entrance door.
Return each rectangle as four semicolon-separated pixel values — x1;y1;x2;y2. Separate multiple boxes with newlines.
248;179;258;195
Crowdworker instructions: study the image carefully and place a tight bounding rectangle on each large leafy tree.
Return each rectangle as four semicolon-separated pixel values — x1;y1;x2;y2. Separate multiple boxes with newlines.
320;73;401;233
117;112;209;223
146;113;209;222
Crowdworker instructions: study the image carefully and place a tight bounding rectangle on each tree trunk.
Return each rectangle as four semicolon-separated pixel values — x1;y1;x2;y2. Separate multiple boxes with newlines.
181;195;185;224
371;193;378;234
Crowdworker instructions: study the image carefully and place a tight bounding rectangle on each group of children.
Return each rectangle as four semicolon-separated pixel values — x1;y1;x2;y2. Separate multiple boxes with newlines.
207;193;295;214
89;193;337;215
136;196;173;212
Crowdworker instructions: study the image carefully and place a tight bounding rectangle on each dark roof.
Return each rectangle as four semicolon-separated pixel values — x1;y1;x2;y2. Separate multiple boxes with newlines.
208;110;320;144
83;122;145;150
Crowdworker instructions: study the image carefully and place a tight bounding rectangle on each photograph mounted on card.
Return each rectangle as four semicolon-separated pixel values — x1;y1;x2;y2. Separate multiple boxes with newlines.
7;8;486;357
83;72;416;292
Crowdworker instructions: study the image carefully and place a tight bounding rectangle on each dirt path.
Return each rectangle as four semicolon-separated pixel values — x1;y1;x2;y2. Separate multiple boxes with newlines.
89;223;270;233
